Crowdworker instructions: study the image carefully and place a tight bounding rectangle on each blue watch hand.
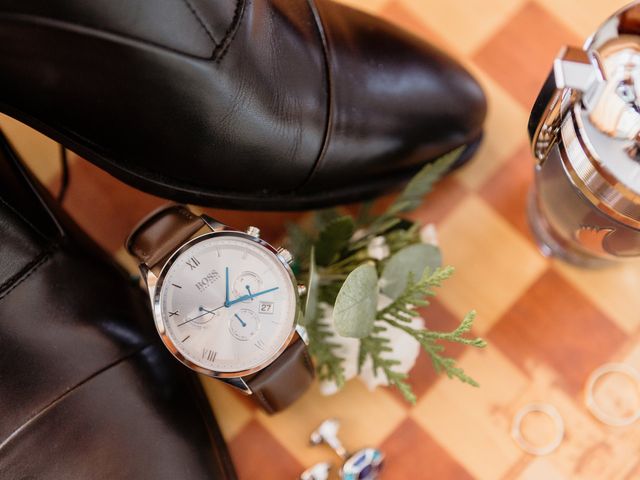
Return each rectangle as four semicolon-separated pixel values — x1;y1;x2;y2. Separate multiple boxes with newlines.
227;286;279;306
224;267;230;307
234;313;247;327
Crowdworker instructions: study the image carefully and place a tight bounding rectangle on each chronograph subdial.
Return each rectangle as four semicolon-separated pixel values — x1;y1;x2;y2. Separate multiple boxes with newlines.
192;305;222;326
229;308;260;341
232;271;262;302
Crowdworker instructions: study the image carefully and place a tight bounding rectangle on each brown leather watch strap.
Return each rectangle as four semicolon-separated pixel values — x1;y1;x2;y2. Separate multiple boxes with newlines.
127;204;314;413
125;204;204;268
246;336;315;414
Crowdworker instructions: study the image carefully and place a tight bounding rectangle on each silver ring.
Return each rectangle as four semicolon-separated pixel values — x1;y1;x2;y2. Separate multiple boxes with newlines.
585;363;640;427
511;403;564;456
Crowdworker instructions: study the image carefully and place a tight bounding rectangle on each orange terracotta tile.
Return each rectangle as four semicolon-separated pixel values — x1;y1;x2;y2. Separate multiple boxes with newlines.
229;420;304;480
472;2;580;109
381;0;454;51
55;156;305;253
409;174;469;227
199;208;306;243
56;156;166;254
478;143;534;238
399;0;526;55
380;418;473;479
488;269;626;394
340;159;470;229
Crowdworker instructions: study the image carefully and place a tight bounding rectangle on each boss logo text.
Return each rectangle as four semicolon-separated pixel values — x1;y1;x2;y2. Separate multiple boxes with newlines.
195;269;221;293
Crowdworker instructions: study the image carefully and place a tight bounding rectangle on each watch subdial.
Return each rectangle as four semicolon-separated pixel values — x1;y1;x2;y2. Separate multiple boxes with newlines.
229;309;260;341
192;305;220;326
232;271;263;302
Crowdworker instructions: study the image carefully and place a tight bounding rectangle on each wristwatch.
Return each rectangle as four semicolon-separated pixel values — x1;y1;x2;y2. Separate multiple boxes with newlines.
126;204;314;413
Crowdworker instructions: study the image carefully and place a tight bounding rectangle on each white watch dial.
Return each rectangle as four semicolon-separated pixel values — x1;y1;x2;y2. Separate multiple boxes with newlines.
157;233;296;373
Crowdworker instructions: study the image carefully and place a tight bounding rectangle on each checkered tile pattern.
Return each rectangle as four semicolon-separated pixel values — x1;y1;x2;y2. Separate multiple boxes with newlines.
3;0;639;478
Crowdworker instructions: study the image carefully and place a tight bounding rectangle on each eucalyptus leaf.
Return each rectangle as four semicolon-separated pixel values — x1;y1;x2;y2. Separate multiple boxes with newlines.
380;244;442;299
302;247;319;325
333;264;378;338
315;216;355;266
386;147;463;216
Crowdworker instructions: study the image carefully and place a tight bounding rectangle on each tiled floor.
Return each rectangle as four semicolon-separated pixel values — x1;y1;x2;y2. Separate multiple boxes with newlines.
3;0;639;478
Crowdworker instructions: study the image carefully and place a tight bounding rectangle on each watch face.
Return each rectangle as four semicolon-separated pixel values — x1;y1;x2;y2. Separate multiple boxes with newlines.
155;232;297;375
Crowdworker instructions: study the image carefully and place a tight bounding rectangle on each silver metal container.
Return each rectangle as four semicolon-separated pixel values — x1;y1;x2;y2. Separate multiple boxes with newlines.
528;1;640;266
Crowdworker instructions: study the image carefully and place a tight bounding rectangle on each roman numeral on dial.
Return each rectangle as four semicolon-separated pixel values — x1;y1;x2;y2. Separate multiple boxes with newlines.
168;310;179;317
202;349;217;362
255;339;266;351
186;256;200;270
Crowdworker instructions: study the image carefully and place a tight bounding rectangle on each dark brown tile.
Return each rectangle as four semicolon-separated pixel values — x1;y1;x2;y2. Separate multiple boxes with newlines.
229;420;303;480
488;269;626;394
380;418;473;479
473;2;580;108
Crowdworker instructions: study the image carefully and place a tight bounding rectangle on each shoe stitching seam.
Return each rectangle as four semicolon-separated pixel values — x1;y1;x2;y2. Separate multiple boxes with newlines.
0;12;213;60
213;0;245;63
0;248;55;301
295;0;334;190
182;0;219;47
0;194;49;241
0;342;154;452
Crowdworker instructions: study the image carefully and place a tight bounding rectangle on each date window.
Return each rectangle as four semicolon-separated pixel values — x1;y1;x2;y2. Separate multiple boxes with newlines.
259;301;274;314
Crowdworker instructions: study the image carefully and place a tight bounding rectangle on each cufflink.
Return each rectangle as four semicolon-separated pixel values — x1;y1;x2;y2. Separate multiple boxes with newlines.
300;462;331;480
309;418;385;480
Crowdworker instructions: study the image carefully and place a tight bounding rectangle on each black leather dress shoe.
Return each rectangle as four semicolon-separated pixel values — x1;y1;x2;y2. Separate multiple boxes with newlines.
0;129;236;479
0;0;486;210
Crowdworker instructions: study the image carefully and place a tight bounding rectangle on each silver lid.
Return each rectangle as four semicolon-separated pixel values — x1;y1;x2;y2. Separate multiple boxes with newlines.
542;2;640;227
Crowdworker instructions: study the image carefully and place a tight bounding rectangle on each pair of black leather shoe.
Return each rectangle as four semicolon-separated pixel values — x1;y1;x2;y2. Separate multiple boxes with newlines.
0;0;486;478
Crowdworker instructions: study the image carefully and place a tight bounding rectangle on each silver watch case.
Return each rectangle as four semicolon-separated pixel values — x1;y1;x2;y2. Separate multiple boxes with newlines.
139;216;306;393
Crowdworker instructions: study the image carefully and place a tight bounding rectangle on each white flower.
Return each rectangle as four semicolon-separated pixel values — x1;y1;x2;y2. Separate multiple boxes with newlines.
367;236;390;261
419;223;438;246
318;294;422;395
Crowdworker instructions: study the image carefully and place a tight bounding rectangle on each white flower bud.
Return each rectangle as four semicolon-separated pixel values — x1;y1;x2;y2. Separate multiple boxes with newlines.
367;236;390;260
420;223;438;246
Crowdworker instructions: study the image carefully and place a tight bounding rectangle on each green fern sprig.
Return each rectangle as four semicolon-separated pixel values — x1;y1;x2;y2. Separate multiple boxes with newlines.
307;313;346;387
359;325;416;404
378;266;455;322
373;267;486;390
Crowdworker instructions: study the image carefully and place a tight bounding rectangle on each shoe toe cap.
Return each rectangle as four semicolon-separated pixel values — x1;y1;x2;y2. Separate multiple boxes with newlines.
304;0;487;190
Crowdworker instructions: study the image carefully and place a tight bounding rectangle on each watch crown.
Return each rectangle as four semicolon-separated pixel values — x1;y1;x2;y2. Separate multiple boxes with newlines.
297;284;307;296
246;226;261;238
277;247;293;264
